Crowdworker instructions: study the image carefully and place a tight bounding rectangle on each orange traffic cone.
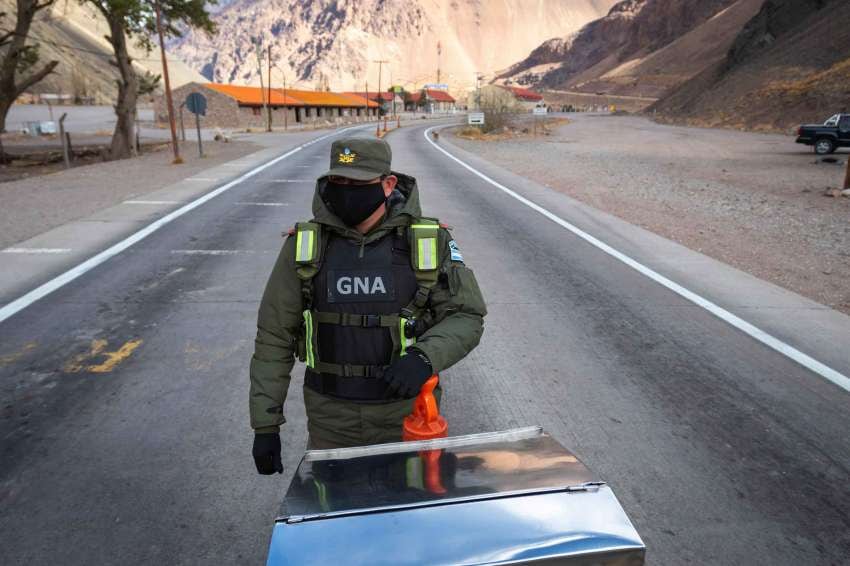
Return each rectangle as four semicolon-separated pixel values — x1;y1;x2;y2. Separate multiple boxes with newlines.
403;376;447;441
403;375;448;495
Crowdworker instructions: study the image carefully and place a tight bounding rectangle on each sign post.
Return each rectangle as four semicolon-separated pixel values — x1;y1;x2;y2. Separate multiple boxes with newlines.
185;92;207;158
532;105;547;136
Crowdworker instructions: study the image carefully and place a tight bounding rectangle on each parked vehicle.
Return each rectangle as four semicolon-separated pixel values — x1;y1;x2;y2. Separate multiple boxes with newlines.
796;114;850;154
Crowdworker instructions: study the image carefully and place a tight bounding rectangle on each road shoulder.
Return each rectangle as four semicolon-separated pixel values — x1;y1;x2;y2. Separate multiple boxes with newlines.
433;123;850;384
0;130;330;306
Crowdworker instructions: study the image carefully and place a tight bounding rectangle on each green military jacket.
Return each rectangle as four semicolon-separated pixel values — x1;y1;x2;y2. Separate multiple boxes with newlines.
249;173;487;432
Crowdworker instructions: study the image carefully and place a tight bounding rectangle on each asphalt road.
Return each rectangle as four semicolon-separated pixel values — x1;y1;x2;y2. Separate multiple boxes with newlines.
1;121;849;565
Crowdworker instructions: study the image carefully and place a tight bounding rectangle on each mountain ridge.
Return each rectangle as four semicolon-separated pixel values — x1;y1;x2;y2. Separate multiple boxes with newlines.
168;0;618;92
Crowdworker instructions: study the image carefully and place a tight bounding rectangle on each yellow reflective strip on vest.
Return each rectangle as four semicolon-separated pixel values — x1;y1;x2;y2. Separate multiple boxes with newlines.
399;317;416;357
303;310;315;368
405;456;425;490
410;224;439;229
295;229;314;262
313;478;330;511
417;237;437;270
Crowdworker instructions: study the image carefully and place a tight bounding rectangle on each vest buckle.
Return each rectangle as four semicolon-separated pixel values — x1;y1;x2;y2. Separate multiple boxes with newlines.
362;314;381;328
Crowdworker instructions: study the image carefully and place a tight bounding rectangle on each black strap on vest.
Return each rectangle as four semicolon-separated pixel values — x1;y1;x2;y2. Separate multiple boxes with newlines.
305;372;389;400
312;311;398;328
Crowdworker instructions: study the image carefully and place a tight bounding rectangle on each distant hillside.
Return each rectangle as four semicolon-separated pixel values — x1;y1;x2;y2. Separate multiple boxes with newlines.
1;0;204;103
496;0;752;98
652;0;850;131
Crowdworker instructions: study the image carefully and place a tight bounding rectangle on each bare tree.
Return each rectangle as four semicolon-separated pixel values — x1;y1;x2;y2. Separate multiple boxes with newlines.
0;0;59;133
83;0;215;160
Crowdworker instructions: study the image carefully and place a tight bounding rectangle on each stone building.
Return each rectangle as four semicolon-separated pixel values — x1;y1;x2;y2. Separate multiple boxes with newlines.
405;89;457;113
154;82;379;130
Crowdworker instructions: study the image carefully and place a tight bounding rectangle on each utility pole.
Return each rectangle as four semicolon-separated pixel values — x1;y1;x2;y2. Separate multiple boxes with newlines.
155;0;181;163
437;41;441;84
373;60;388;136
364;80;368;121
267;45;273;132
476;72;483;111
254;39;268;131
282;72;288;131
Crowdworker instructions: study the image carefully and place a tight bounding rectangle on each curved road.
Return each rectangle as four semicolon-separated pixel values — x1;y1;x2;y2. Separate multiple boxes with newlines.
1;120;848;565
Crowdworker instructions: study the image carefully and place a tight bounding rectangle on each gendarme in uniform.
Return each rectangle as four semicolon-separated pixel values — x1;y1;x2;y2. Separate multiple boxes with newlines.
250;137;486;474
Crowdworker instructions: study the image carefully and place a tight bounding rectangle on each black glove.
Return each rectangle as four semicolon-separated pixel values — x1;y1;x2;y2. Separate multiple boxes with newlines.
252;433;283;475
381;350;433;399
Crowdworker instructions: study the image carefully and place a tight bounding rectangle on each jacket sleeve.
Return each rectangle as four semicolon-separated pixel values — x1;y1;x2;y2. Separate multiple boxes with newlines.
411;229;487;373
249;236;303;433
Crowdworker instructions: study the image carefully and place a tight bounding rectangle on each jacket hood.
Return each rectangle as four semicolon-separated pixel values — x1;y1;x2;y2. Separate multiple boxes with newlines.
310;172;422;241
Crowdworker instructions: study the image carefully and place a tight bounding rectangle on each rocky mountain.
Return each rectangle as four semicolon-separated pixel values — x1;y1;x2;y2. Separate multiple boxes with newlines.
167;0;619;92
652;0;850;131
496;0;754;98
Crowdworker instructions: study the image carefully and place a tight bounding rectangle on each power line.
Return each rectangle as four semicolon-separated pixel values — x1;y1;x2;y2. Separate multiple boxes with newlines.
0;27;165;63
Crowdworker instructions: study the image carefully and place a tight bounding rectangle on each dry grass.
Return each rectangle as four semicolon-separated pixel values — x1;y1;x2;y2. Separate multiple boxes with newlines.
754;58;850;102
454;116;571;141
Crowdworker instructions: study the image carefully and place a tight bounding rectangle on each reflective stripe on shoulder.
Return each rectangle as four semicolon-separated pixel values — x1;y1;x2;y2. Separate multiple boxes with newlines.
417;237;438;270
295;229;315;263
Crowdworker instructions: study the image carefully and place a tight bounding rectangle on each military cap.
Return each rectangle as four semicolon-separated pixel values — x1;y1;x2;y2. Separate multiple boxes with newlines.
320;137;392;181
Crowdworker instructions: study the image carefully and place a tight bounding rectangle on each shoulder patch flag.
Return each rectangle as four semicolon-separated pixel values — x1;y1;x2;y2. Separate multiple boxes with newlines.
448;240;464;262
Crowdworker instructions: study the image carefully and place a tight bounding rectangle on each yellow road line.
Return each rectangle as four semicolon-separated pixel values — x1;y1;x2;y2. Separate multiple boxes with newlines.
0;341;37;366
88;339;144;373
63;339;143;373
63;339;108;373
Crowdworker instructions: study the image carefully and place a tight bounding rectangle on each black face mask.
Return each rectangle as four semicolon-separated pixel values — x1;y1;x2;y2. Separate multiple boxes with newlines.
324;180;387;227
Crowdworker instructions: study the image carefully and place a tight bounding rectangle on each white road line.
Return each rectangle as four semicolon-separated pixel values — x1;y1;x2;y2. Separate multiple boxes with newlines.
424;126;850;393
124;200;183;205
171;249;251;255
235;202;289;206
2;248;71;254
0;125;364;324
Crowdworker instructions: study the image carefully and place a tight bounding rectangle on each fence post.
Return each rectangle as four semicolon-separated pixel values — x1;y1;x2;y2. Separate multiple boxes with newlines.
59;113;71;169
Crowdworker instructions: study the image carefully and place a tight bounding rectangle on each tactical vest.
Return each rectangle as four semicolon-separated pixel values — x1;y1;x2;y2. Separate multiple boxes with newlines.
293;218;443;400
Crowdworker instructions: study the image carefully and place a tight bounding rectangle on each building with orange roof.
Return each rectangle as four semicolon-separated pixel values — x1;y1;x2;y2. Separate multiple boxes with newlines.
497;85;544;103
346;91;404;114
404;88;457;113
154;82;379;130
466;84;546;111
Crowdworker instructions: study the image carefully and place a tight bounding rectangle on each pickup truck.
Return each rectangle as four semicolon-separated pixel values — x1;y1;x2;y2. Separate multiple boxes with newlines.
796;113;850;154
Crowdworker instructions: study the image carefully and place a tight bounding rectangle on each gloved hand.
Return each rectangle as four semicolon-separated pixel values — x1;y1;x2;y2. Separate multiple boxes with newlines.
381;350;433;399
252;432;283;475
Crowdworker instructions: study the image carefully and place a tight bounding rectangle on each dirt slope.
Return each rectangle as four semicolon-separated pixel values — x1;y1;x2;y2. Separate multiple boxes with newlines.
497;0;743;97
578;0;765;98
652;0;850;131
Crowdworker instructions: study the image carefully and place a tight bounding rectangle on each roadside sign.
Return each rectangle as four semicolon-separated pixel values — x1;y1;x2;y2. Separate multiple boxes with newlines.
533;106;547;116
185;92;207;116
468;112;485;125
185;92;206;158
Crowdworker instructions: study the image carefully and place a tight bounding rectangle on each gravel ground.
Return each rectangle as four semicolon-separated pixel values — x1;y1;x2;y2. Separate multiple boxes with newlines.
450;114;850;313
0;139;260;249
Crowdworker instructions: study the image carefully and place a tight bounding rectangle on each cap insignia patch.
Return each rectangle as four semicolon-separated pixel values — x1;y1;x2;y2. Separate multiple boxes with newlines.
338;147;357;164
